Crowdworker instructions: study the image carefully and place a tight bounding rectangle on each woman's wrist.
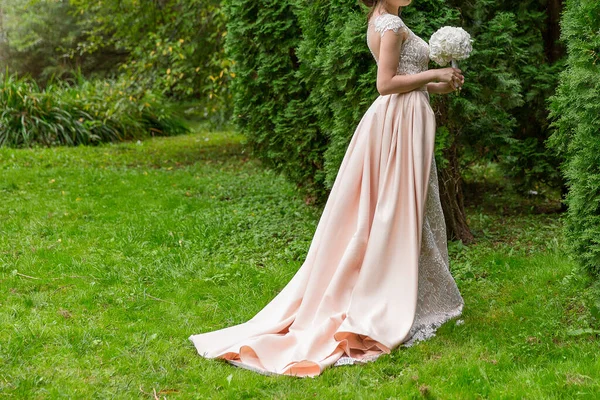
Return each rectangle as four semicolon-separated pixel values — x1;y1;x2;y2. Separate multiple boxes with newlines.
426;82;441;94
427;82;454;94
427;69;440;84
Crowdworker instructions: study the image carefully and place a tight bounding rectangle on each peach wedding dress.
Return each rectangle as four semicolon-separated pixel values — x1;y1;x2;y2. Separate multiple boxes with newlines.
190;12;464;377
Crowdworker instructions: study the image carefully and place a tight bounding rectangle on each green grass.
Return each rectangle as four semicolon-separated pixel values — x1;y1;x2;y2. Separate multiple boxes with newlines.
0;129;598;399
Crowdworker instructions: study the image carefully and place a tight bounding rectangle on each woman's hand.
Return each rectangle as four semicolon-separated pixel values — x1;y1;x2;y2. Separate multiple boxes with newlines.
436;67;464;91
426;72;465;95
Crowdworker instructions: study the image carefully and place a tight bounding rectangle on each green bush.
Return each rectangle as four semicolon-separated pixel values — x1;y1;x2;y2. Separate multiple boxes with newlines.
295;1;377;189
225;0;563;208
69;0;231;128
113;1;232;127
481;0;565;193
548;0;600;276
223;0;327;200
1;0;231;127
0;73;187;147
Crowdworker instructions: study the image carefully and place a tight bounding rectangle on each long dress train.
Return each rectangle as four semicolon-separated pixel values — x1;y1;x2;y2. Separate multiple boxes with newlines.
190;12;464;378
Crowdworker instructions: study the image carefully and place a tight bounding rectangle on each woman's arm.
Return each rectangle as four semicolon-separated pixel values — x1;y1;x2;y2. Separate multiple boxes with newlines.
427;79;464;95
376;30;463;96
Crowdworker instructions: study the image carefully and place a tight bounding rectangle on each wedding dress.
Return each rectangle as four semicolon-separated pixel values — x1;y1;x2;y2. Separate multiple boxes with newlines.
190;12;464;377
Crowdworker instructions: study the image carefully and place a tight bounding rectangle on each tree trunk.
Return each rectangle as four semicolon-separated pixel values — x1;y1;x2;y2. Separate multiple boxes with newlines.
438;139;474;244
0;4;5;67
432;95;474;244
544;0;564;63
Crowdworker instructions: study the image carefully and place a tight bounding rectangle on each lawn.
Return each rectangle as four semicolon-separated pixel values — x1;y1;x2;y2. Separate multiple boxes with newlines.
0;129;598;399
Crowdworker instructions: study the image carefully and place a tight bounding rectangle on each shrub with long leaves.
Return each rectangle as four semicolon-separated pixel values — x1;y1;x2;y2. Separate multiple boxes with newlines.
0;73;187;147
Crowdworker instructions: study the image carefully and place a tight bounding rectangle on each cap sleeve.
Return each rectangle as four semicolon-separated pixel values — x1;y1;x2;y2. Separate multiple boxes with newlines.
373;14;408;38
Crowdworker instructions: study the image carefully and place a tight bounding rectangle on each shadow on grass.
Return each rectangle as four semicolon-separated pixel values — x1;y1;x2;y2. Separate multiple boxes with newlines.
128;141;251;170
462;161;563;217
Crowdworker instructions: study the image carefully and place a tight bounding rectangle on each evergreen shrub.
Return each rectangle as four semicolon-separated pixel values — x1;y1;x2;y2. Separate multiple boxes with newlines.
548;0;600;276
223;0;327;200
225;0;563;206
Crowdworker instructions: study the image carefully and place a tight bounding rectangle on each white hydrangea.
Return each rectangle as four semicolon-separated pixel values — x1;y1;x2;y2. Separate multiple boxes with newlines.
429;26;473;67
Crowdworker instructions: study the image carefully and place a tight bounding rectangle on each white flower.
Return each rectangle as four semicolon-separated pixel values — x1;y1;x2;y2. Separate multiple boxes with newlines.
429;26;473;66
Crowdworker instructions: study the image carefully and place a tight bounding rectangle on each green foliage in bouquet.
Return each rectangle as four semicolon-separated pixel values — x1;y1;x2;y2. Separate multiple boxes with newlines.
548;0;600;276
0;73;187;147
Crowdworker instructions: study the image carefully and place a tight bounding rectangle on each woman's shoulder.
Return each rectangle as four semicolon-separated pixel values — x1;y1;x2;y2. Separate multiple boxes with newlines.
370;13;408;37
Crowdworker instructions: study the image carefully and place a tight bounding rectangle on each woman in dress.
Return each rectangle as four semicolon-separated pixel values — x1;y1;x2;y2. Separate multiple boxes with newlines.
190;0;465;377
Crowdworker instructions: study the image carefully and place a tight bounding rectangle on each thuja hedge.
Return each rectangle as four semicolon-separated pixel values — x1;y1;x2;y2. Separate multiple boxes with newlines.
224;0;560;202
548;0;600;276
223;0;327;200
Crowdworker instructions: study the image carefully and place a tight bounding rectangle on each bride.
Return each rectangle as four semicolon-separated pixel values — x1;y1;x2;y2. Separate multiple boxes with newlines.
190;0;465;377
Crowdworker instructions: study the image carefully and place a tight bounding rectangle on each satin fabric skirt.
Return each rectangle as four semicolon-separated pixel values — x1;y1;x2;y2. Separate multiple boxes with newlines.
190;90;443;377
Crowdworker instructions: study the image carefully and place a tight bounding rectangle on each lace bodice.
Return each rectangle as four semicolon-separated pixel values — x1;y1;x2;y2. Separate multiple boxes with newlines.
367;13;430;87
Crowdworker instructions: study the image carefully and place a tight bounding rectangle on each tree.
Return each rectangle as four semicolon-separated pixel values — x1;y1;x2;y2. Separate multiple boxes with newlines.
0;0;125;81
431;0;564;241
223;0;328;201
70;0;231;125
1;0;231;125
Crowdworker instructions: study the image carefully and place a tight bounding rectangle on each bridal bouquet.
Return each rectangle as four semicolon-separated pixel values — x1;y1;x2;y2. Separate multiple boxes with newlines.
429;27;473;68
